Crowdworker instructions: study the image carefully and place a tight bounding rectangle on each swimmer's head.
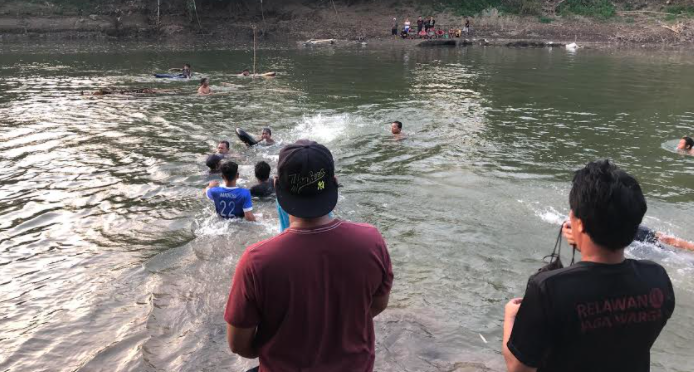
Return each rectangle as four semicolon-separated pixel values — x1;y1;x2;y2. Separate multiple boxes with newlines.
242;69;250;76
569;159;646;252
255;161;271;182
391;121;403;134
184;63;191;70
220;161;239;182
677;136;694;150
206;154;223;172
200;77;209;87
261;127;272;140
217;140;230;155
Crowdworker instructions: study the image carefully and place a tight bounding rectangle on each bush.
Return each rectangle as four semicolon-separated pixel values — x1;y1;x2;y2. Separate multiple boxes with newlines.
665;5;694;16
558;0;616;19
539;15;554;23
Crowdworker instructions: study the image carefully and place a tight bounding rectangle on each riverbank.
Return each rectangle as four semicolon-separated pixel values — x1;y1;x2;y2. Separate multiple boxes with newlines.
1;1;694;47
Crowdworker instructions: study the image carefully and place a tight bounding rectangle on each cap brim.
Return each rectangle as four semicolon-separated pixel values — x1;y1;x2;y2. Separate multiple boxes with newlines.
276;181;338;219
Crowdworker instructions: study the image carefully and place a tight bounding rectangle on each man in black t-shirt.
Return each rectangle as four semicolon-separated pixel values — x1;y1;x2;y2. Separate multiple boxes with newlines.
502;160;675;372
250;161;275;197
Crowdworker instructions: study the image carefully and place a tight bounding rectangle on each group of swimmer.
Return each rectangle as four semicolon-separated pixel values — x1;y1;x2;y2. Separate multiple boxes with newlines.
82;63;277;97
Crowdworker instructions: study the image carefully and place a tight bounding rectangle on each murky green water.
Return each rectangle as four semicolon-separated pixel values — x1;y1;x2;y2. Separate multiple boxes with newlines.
1;43;693;372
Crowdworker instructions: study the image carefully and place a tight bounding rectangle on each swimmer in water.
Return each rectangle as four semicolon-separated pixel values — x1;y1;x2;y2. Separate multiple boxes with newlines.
169;63;192;78
391;121;405;139
260;127;275;145
198;78;211;95
206;154;223;174
676;136;694;155
217;140;231;157
563;220;694;252
82;88;169;96
205;161;255;221
237;69;276;78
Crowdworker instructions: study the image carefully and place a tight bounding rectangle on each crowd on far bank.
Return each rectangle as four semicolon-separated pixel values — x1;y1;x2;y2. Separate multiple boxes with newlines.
391;15;472;39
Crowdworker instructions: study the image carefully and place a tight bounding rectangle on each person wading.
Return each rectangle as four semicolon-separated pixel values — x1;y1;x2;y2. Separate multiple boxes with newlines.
224;139;394;372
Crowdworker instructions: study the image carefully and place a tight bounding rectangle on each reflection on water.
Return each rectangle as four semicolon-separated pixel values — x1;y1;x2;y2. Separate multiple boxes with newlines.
1;45;693;372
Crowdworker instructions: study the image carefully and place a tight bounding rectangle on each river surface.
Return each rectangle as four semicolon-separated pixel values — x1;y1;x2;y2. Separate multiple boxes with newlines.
1;42;693;372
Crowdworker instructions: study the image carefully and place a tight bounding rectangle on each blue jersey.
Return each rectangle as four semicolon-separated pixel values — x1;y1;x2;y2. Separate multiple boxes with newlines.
206;186;253;218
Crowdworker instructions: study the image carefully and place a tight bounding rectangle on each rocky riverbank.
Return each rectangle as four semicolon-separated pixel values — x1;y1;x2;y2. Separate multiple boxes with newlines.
1;1;693;47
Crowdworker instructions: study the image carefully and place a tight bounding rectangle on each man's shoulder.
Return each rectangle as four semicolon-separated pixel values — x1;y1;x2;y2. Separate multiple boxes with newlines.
530;259;669;287
336;220;383;238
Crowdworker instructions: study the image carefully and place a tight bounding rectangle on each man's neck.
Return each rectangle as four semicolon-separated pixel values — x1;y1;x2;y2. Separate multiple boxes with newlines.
223;179;237;188
289;214;334;229
578;240;625;264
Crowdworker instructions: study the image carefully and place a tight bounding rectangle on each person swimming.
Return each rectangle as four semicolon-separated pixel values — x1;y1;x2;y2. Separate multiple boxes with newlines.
676;136;694;154
206;154;223;173
260;127;275;145
563;220;694;252
237;69;276;78
198;78;211;95
82;88;167;96
391;120;406;139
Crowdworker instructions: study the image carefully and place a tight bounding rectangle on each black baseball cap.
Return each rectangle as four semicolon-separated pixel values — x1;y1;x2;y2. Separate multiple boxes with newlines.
276;140;338;219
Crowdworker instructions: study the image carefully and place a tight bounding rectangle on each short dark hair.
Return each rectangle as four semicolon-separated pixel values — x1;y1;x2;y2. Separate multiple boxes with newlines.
200;77;208;85
683;136;694;150
254;161;271;181
184;63;191;69
219;140;230;150
206;154;222;171
262;127;272;136
392;121;403;129
221;161;239;181
569;160;647;251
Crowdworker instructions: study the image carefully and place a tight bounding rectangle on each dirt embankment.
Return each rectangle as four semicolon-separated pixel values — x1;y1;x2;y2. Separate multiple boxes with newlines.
0;1;693;47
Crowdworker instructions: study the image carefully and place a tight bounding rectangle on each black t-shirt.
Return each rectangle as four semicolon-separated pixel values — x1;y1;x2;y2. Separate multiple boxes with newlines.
250;180;274;197
508;259;675;372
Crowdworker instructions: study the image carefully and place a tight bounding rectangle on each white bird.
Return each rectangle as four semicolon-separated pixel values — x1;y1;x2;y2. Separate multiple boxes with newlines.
565;42;578;50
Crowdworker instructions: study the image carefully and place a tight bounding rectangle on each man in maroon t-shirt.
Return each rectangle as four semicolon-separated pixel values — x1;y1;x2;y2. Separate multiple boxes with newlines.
224;139;394;372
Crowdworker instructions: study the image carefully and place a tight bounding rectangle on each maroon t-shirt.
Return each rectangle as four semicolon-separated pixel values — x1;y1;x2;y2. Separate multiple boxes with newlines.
224;219;394;372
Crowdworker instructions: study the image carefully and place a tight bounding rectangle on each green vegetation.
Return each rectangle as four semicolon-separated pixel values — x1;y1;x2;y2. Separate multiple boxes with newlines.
665;5;694;15
433;0;617;18
539;15;554;23
557;0;616;19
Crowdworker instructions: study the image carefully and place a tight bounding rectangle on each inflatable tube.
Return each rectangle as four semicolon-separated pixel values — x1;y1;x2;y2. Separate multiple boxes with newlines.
236;128;258;147
154;73;189;79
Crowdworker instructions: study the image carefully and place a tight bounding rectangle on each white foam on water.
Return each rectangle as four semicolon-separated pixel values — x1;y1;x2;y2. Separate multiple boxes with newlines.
292;113;362;143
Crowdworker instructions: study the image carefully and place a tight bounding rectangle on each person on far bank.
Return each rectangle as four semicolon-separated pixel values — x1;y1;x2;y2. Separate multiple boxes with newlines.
224;140;393;372
502;159;675;372
205;161;255;221
391;18;398;37
677;136;693;154
404;18;411;34
417;16;424;33
198;77;211;95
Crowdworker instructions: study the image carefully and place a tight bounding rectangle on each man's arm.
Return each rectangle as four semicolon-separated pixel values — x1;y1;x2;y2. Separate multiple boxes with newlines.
244;211;256;222
371;294;389;318
226;323;258;359
657;233;694;251
502;299;537;372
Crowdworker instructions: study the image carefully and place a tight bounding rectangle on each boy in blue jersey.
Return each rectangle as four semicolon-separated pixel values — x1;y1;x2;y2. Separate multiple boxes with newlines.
205;161;256;221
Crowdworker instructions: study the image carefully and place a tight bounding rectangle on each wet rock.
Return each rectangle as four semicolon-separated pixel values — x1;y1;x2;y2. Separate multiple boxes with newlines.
89;14;98;21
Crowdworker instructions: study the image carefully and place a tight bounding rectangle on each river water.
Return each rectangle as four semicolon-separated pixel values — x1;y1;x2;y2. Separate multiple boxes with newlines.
1;43;693;372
